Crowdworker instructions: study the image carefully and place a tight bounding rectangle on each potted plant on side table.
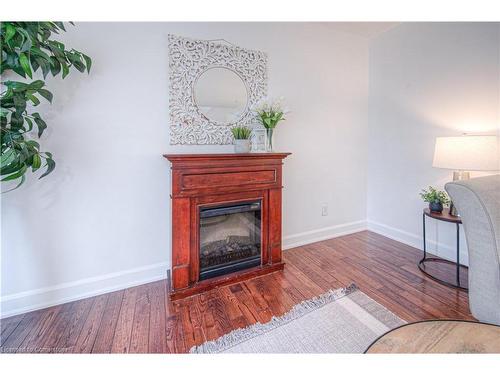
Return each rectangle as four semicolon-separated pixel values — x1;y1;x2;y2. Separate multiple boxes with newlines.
420;186;450;213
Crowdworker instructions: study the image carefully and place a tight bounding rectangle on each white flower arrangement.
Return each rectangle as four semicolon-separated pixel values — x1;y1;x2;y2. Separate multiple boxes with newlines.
254;97;289;129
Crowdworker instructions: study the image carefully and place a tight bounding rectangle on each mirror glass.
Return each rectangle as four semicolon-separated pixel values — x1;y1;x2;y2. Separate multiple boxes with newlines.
194;67;248;124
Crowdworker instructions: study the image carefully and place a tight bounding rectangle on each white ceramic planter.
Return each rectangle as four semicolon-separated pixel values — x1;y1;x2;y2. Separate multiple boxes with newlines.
234;139;251;153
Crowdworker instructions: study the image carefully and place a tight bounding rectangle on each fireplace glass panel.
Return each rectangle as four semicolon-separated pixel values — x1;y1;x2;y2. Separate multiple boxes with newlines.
199;201;261;280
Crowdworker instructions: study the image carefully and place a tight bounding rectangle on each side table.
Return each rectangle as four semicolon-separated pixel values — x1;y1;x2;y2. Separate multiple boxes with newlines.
419;208;468;290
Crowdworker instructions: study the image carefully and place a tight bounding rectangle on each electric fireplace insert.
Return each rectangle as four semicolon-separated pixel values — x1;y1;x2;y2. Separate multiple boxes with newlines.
199;200;262;280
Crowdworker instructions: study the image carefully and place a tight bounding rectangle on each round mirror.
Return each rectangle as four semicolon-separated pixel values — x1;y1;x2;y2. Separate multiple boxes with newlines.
194;67;248;124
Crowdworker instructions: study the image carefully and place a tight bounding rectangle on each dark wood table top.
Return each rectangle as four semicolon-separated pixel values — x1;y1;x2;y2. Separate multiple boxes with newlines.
424;208;462;224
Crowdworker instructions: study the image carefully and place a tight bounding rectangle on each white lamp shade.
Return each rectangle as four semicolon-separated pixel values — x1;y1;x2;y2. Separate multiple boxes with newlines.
433;135;499;171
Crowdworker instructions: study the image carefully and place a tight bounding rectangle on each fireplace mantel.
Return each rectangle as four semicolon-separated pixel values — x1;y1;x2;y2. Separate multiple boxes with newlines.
164;152;291;299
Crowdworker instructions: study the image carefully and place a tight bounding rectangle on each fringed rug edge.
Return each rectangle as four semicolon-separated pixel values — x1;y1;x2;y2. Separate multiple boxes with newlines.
189;283;358;354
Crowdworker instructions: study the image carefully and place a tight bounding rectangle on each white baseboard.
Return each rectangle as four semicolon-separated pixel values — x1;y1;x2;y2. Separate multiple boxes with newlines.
1;262;168;319
283;220;367;250
367;220;467;264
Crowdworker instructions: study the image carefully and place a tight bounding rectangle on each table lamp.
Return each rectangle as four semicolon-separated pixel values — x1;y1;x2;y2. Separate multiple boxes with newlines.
432;135;499;216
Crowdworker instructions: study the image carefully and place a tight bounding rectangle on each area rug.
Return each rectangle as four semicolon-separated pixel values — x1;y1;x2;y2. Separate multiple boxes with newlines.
190;284;405;353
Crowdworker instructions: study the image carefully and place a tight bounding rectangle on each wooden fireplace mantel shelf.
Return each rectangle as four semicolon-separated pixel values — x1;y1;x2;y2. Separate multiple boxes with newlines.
164;153;291;173
164;152;291;300
164;152;291;159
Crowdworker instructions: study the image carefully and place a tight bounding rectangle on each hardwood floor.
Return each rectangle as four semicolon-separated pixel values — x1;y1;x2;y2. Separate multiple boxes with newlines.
0;231;472;353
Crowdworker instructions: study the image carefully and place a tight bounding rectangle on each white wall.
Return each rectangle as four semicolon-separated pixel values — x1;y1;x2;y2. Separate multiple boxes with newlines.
1;22;369;317
367;22;500;263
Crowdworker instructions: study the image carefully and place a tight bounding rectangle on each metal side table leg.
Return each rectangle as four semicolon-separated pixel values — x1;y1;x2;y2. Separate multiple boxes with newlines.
422;212;427;259
456;222;460;286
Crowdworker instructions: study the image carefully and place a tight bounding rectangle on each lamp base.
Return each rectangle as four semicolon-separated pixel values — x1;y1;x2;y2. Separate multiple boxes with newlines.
449;171;470;216
449;203;459;217
452;171;470;181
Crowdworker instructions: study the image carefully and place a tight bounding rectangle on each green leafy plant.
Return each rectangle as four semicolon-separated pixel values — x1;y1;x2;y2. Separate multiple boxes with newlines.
420;186;450;205
255;98;287;129
231;126;252;140
1;22;92;191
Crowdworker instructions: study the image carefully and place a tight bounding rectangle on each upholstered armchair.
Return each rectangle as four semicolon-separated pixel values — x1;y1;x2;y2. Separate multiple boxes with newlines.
445;175;500;325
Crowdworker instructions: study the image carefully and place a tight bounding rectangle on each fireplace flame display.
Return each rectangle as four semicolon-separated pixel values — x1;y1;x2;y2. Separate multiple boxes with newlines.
199;201;262;280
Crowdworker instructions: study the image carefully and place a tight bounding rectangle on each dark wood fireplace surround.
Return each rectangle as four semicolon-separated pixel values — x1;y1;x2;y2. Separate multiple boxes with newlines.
164;153;290;299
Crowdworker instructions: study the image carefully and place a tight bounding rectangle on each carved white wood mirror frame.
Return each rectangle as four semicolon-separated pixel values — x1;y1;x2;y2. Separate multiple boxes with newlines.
168;34;268;145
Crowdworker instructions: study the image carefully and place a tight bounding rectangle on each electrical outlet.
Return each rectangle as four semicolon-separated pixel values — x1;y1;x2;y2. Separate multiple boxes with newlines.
321;204;328;216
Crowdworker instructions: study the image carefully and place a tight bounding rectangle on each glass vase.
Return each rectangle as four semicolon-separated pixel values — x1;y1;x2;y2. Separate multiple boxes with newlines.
265;128;274;152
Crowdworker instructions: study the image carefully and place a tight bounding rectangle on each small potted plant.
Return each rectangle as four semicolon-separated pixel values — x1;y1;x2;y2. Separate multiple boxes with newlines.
231;126;252;153
420;186;450;213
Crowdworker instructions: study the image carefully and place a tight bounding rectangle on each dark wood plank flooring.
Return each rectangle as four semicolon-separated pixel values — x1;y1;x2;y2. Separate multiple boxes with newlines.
0;231;472;353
